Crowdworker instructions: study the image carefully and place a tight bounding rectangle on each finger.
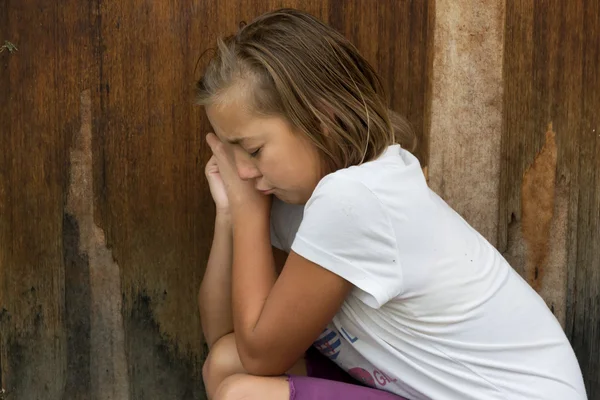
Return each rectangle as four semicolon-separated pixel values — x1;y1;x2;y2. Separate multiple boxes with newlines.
206;154;217;165
206;133;224;154
205;154;217;171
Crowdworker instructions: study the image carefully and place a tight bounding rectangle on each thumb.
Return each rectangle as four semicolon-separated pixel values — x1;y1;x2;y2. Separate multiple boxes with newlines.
206;133;225;155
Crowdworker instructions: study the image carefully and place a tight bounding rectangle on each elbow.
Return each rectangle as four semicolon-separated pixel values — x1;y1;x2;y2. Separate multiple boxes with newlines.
239;354;287;376
236;338;290;376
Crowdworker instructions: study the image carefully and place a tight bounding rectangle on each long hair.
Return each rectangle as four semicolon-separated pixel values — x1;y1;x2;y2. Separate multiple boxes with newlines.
196;8;416;171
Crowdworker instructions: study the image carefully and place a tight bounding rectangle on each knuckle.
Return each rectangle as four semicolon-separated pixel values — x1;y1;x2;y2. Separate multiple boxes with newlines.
213;142;226;155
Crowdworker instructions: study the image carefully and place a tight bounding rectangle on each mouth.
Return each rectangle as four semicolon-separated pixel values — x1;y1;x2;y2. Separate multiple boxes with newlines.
258;188;275;195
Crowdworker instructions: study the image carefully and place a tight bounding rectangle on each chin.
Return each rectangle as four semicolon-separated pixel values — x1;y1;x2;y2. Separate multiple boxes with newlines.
275;192;306;205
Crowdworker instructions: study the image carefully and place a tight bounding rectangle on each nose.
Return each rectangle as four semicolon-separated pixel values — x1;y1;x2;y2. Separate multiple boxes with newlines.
236;157;261;180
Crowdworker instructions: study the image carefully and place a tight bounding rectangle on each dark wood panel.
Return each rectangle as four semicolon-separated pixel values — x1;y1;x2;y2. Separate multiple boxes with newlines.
96;1;211;398
501;0;599;396
571;0;600;395
0;0;99;398
0;0;433;399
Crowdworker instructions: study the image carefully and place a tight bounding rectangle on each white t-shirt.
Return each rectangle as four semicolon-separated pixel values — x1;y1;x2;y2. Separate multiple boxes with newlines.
270;145;587;400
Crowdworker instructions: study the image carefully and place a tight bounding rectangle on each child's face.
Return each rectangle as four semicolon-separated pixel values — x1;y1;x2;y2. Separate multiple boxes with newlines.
206;101;324;204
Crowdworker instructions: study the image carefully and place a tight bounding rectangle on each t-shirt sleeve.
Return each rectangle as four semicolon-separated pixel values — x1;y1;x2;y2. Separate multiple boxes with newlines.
291;175;402;308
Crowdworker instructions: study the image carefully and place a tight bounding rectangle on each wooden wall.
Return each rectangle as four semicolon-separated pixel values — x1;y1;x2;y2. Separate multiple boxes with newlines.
0;1;433;399
429;0;599;396
501;1;599;395
1;0;598;399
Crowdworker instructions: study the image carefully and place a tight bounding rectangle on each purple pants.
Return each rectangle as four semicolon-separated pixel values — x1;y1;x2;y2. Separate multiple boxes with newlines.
287;347;407;400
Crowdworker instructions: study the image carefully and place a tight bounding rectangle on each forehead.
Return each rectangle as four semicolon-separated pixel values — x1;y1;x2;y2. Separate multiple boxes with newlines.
205;101;293;143
205;100;255;142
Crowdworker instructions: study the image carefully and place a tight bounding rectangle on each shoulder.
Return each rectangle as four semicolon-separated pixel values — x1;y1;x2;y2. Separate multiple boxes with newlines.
310;172;376;201
307;145;427;216
305;173;386;224
292;171;403;308
298;171;397;254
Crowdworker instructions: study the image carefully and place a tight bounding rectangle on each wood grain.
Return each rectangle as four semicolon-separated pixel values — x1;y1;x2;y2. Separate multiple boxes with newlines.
428;0;506;245
0;1;433;398
1;1;74;398
501;0;599;396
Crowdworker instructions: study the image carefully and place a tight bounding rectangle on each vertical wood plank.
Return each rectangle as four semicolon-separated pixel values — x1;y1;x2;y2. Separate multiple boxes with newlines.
58;2;108;399
570;0;600;395
0;1;9;394
96;0;210;398
0;1;67;398
0;0;105;398
428;0;506;244
501;0;599;395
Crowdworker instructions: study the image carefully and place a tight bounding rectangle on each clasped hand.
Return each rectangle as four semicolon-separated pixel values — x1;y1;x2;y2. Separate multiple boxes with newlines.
205;133;271;218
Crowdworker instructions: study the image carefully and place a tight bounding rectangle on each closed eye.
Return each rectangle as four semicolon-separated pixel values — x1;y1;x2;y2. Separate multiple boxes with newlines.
249;147;261;158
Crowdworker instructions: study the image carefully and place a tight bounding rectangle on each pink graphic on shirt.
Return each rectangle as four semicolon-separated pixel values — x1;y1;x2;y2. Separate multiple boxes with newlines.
348;367;398;388
374;369;397;386
348;367;376;386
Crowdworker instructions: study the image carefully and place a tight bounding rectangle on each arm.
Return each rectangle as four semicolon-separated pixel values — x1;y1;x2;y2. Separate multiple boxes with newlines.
231;210;352;375
198;211;289;349
198;212;233;348
204;133;354;375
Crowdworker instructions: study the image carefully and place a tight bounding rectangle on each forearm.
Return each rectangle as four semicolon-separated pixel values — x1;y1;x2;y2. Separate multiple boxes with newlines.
199;212;234;348
231;210;278;360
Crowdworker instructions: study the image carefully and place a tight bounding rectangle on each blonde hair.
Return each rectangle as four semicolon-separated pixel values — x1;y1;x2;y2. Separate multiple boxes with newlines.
196;8;416;171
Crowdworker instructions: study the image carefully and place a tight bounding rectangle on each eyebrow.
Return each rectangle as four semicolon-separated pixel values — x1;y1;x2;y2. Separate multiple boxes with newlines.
226;136;247;145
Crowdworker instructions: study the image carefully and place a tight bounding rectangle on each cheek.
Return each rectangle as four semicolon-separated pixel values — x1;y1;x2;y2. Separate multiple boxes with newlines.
262;142;322;188
285;155;320;187
261;156;298;186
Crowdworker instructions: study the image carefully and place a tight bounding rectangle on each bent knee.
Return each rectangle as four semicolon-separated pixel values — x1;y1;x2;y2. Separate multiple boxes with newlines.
214;374;289;400
202;334;245;397
213;374;251;400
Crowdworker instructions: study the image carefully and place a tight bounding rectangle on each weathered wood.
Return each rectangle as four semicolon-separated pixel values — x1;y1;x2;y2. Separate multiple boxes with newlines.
1;1;79;398
95;1;211;398
571;0;600;395
0;1;433;399
428;0;506;245
501;0;600;396
4;0;599;398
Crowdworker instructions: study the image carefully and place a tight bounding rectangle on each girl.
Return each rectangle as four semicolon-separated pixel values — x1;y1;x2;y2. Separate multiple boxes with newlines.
196;8;586;400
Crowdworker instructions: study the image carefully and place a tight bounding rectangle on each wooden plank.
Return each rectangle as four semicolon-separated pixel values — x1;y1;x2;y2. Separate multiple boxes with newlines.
58;3;111;399
501;0;599;395
0;1;67;398
0;0;13;394
96;0;211;398
428;0;506;244
570;0;600;395
0;0;107;398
